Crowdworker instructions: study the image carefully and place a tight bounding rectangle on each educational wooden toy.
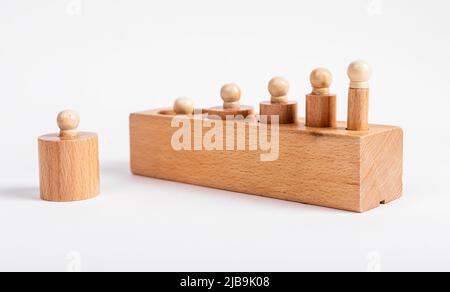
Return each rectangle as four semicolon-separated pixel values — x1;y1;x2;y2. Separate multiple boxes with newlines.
129;61;403;212
38;110;100;202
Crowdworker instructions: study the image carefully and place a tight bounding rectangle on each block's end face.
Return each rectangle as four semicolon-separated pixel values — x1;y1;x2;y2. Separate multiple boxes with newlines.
359;127;404;212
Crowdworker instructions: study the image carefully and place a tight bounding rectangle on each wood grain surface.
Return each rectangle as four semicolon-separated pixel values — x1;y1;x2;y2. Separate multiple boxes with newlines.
130;109;403;212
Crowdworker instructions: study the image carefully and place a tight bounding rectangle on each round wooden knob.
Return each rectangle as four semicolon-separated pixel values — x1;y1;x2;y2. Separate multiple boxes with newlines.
174;97;194;115
221;83;241;109
348;60;372;89
57;110;80;138
269;77;289;103
310;68;332;95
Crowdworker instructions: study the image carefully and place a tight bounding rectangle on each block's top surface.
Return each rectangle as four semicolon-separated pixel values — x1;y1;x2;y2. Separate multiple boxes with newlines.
131;108;401;139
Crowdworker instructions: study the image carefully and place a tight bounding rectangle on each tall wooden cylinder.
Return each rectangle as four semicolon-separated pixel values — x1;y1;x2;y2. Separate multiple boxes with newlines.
38;133;100;202
347;60;372;131
306;94;337;128
347;88;369;131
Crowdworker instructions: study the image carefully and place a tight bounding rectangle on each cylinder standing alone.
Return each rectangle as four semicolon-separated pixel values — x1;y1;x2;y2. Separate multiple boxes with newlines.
38;110;100;202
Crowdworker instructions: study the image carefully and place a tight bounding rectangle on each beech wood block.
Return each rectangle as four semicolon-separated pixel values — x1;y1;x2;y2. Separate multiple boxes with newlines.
130;108;403;213
306;94;337;128
38;133;100;202
347;88;369;131
259;101;298;124
202;106;254;120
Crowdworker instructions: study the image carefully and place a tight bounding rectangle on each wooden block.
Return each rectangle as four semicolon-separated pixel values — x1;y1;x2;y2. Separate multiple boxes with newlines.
130;108;403;213
260;101;298;124
38;111;100;202
305;94;337;128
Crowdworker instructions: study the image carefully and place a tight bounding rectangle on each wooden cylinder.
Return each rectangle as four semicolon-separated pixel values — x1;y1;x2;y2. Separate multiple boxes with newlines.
202;106;254;120
259;101;298;124
305;94;337;128
347;88;369;131
38;133;100;202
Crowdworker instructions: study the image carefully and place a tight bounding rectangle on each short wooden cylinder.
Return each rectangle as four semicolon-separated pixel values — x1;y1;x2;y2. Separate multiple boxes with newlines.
347;88;369;131
38;133;100;202
259;101;297;124
202;106;254;120
306;94;337;128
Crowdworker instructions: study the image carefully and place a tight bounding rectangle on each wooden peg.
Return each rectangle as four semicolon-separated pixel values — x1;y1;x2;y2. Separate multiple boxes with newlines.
260;77;297;124
58;110;80;138
269;76;289;104
203;83;253;119
38;110;100;202
174;97;194;115
305;68;337;128
221;83;241;109
347;60;372;131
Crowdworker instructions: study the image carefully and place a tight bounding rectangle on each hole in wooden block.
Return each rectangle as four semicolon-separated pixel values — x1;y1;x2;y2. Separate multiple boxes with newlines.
202;106;254;120
158;110;176;116
380;200;386;205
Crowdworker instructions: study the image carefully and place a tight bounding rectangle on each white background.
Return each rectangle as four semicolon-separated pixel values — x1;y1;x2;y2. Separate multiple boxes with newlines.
0;0;449;272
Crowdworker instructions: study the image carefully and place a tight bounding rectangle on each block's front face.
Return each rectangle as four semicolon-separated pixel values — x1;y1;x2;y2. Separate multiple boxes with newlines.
130;111;378;212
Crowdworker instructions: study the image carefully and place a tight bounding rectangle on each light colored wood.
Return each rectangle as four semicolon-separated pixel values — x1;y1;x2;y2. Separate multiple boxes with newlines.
260;101;298;124
310;68;332;95
38;132;100;202
261;77;297;124
204;83;254;119
348;60;372;89
174;97;194;115
347;88;369;131
129;109;403;213
306;94;337;128
347;61;372;131
361;129;403;210
57;110;80;138
306;68;337;128
268;77;289;104
221;83;241;109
